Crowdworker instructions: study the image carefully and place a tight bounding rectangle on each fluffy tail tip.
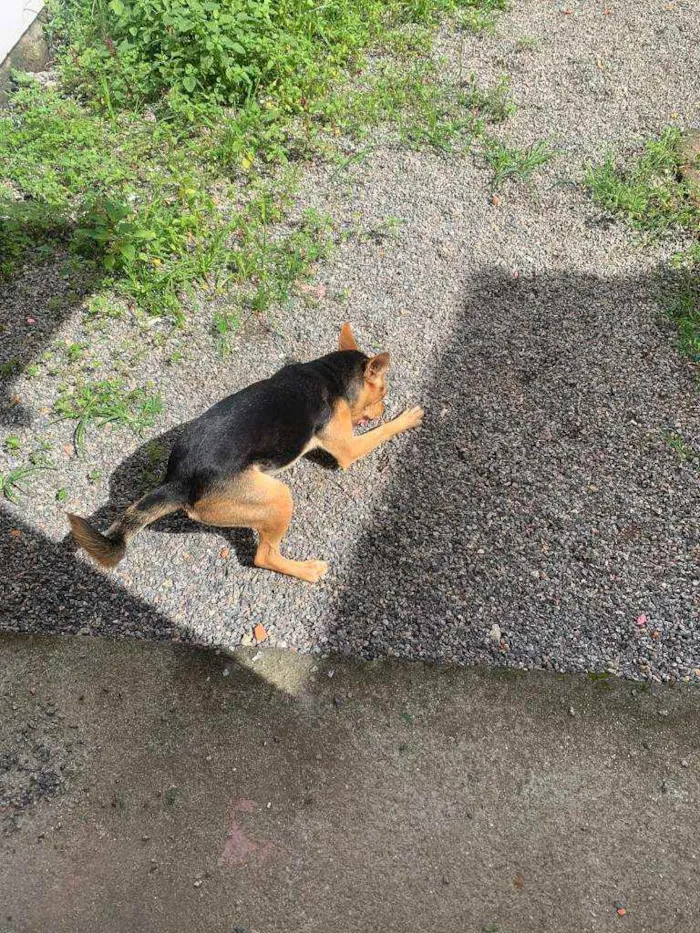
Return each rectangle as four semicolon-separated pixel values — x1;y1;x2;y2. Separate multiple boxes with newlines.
67;513;125;569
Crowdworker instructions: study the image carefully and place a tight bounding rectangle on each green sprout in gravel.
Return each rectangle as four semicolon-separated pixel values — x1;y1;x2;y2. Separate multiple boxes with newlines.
54;379;163;454
586;127;700;363
664;431;699;466
482;137;555;192
0;449;56;503
321;60;507;153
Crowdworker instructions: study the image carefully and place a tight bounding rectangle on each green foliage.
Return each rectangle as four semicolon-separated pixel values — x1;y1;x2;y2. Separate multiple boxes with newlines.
666;247;700;362
0;80;232;317
462;75;514;124
322;63;511;153
585;128;697;232
482;137;555;190
586;128;699;363
215;206;334;354
664;431;699;466
1;0;509;329
53;379;163;452
0;448;56;503
50;0;490;117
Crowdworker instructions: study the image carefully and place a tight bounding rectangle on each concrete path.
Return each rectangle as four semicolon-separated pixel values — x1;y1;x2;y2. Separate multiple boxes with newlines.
2;634;699;932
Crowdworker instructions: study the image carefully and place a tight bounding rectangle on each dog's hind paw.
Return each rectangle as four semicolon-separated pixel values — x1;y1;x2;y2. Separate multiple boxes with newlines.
297;559;329;583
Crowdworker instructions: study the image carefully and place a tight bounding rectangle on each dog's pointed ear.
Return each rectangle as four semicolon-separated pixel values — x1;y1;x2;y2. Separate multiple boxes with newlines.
365;352;390;383
339;322;359;351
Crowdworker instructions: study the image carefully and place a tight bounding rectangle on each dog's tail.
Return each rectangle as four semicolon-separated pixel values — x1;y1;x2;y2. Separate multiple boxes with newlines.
67;482;184;569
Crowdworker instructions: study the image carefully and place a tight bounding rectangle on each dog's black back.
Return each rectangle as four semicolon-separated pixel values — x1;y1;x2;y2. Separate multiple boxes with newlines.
165;350;369;500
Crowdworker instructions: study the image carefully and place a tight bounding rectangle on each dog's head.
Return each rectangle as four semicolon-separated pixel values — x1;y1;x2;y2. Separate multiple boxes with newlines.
339;322;390;425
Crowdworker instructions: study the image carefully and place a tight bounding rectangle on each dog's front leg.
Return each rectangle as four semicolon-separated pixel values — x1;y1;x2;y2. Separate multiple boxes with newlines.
318;401;424;470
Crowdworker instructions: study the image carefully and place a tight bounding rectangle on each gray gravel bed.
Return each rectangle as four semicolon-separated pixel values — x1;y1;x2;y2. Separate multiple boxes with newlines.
1;0;699;681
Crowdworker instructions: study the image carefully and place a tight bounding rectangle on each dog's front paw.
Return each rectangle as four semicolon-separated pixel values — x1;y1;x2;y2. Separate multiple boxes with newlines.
396;405;425;432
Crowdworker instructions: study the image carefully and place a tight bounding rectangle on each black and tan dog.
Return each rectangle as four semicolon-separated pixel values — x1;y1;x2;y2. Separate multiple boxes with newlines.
68;324;424;583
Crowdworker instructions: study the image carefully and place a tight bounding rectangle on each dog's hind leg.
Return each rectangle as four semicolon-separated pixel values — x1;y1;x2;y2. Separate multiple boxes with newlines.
189;468;328;583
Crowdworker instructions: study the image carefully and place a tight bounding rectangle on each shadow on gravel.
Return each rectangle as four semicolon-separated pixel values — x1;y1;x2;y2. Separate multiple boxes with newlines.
0;508;176;639
70;422;262;568
0;248;99;426
327;267;700;677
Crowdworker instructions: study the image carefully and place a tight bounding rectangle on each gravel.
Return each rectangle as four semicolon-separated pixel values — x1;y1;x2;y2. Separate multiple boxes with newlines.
1;0;699;681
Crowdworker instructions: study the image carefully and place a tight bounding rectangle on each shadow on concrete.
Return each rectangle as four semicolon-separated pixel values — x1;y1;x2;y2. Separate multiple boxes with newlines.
326;267;700;674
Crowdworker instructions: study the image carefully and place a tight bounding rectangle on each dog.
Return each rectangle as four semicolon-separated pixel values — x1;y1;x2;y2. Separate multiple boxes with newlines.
68;324;424;582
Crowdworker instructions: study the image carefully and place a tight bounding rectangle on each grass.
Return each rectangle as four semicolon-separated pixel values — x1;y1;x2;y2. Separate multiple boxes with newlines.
482;137;555;191
53;379;163;454
664;431;699;466
586;127;700;363
463;75;515;125
0;448;56;503
0;0;513;335
319;62;515;155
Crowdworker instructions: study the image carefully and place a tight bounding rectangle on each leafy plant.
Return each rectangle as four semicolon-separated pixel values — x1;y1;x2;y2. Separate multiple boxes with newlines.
53;379;163;453
2;0;510;329
50;0;504;118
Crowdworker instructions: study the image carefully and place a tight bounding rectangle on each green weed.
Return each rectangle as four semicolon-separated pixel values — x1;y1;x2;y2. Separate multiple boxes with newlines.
53;379;163;453
2;0;509;333
664;431;699;465
666;269;700;362
462;74;515;124
482;137;555;191
50;0;502;119
585;128;697;233
0;448;56;503
0;359;22;379
213;310;241;357
586;127;699;363
514;35;539;51
65;343;86;363
457;7;497;33
323;60;505;153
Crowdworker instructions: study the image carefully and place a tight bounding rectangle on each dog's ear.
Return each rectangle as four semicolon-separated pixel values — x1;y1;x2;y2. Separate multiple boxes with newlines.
365;352;390;383
339;322;359;351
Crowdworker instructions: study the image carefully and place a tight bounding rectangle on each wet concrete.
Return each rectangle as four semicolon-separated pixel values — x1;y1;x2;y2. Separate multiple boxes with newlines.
1;635;699;932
